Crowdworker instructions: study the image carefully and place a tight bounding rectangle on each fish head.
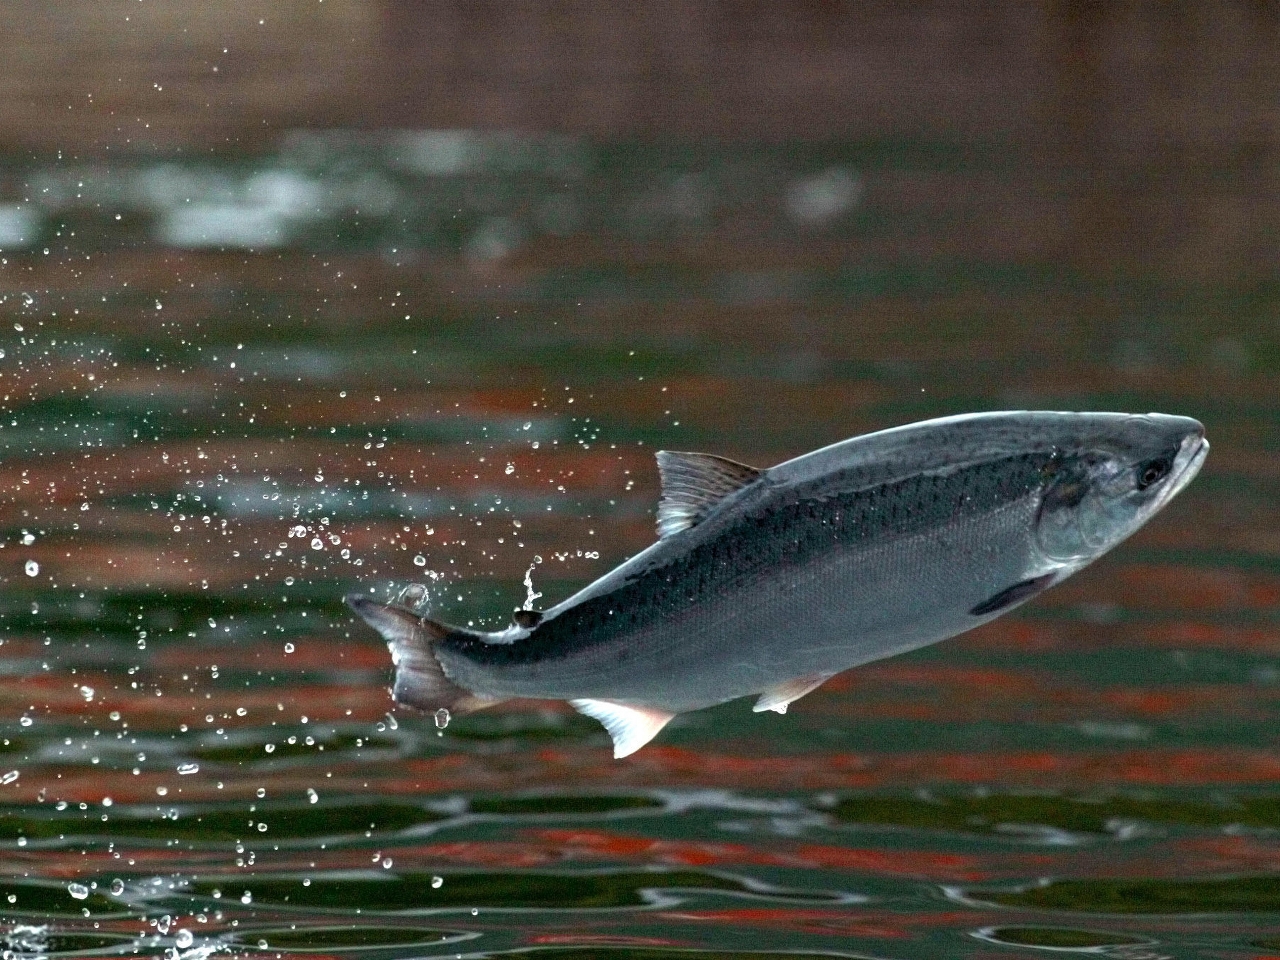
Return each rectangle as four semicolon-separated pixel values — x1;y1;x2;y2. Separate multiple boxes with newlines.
1036;413;1208;563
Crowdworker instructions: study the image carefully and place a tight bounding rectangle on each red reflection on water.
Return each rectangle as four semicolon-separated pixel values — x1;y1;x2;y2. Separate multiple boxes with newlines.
529;829;986;881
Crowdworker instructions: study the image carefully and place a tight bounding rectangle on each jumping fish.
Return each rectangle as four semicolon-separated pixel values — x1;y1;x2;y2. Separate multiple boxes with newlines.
347;411;1207;757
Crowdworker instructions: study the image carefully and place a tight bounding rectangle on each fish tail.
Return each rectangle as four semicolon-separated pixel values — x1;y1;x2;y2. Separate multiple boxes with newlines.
345;594;497;716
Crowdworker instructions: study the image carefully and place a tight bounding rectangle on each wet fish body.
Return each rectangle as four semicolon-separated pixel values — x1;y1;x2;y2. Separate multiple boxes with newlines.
349;411;1207;756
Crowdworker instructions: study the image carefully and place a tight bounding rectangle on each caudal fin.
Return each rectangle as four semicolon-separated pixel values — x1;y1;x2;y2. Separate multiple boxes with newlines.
345;594;498;716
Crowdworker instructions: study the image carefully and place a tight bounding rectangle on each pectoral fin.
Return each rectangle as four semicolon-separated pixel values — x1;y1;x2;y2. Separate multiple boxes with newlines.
753;673;833;714
570;699;676;758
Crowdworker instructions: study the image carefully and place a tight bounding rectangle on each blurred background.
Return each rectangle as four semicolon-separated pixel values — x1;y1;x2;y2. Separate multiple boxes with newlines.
1;2;1278;957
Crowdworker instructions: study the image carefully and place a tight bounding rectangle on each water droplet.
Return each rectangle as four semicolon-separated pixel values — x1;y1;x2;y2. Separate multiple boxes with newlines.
23;560;38;577
522;422;531;430
1;770;19;785
434;708;450;729
284;642;295;654
381;858;393;869
174;930;193;949
18;715;32;727
240;891;252;905
306;788;318;804
284;576;295;586
310;537;323;550
110;879;125;896
67;882;89;900
177;763;199;775
156;915;171;935
78;685;94;702
431;875;443;889
504;462;515;474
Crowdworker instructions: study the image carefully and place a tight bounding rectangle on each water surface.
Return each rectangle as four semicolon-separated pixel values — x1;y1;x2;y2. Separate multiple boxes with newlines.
2;27;1280;958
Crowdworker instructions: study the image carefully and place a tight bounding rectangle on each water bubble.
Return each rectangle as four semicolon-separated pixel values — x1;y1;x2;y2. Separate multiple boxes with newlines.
23;560;38;577
413;554;427;566
284;643;295;654
256;822;267;832
107;878;125;896
177;763;199;775
174;930;193;949
433;708;450;730
381;858;393;869
67;882;89;900
310;537;323;550
283;576;295;586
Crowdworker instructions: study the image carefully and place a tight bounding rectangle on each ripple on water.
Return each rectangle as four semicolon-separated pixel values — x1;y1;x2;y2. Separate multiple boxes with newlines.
0;801;445;844
188;871;849;912
242;925;468;952
468;794;663;816
822;790;1280;837
974;926;1150;949
0;930;139;958
977;876;1280;914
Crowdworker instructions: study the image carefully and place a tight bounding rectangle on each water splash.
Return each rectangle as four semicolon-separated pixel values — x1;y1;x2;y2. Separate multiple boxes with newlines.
522;556;544;610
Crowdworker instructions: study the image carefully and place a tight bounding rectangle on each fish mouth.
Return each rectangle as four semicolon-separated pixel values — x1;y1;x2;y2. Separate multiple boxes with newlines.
1161;430;1209;507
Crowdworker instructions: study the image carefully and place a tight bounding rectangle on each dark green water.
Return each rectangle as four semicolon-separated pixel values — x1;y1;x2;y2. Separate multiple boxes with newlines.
1;120;1279;958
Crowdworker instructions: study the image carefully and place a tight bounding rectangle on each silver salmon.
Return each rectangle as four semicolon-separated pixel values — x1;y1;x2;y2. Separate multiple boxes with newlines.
348;411;1207;757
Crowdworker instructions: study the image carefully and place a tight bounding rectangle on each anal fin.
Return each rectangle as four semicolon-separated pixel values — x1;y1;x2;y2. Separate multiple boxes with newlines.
570;699;676;758
753;673;833;714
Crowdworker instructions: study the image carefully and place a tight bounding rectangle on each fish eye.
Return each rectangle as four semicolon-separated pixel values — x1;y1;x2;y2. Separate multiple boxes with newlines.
1136;456;1173;490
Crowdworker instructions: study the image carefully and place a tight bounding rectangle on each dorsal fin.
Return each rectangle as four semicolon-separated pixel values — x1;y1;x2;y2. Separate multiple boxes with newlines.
512;608;543;629
655;451;763;538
